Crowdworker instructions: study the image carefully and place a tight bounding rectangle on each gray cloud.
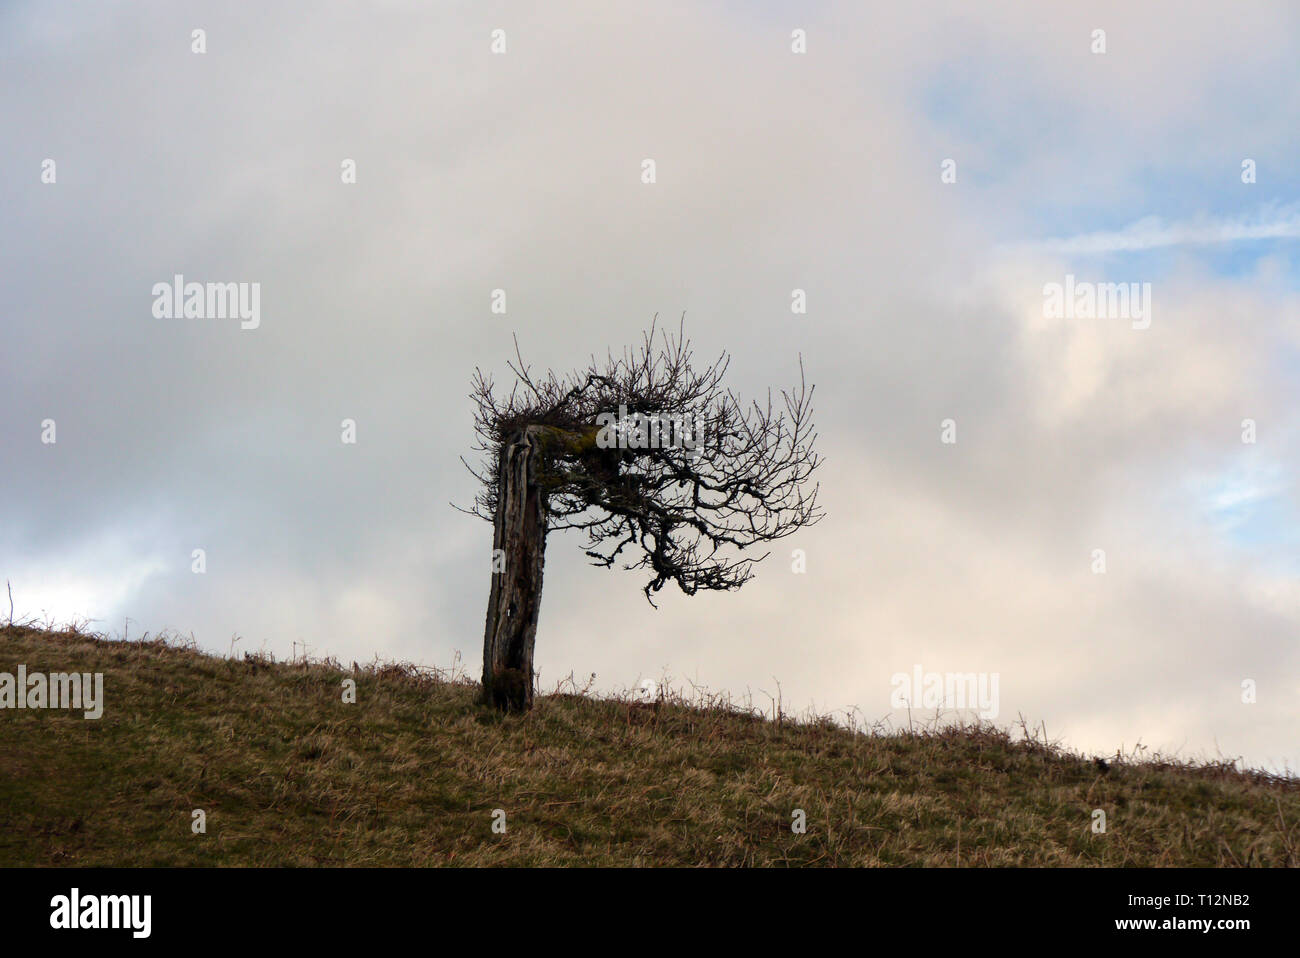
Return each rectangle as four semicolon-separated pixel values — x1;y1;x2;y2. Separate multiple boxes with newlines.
2;0;1297;772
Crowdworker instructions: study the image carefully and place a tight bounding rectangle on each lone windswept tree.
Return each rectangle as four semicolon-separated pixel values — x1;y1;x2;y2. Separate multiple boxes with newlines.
461;321;823;712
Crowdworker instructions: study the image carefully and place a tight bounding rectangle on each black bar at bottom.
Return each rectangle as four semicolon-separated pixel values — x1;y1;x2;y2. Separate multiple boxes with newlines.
0;867;1285;945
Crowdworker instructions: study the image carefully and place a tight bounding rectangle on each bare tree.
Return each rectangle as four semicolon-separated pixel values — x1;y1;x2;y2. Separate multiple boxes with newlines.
460;320;823;711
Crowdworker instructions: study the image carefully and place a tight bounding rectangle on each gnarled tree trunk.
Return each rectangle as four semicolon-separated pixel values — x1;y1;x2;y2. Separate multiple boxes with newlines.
481;426;549;711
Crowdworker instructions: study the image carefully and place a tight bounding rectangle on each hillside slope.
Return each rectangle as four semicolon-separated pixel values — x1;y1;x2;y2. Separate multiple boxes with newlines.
1;623;1296;866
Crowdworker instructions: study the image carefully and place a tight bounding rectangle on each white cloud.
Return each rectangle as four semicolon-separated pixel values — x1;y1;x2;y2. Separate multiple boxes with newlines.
1022;206;1300;255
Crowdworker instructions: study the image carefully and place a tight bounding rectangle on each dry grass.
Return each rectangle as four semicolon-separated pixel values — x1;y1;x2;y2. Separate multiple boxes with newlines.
1;622;1296;866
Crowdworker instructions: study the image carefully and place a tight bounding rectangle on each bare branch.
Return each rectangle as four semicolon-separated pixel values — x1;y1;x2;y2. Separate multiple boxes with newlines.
459;323;824;602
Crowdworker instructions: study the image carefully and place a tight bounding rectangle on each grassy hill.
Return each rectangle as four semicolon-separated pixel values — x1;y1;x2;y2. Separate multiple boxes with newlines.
1;622;1296;867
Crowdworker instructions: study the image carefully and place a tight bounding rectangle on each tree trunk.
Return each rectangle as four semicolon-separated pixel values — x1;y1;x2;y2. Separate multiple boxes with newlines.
481;427;549;711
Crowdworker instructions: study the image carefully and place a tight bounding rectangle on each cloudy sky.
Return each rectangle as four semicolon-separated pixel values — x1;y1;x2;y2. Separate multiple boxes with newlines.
3;1;1298;772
